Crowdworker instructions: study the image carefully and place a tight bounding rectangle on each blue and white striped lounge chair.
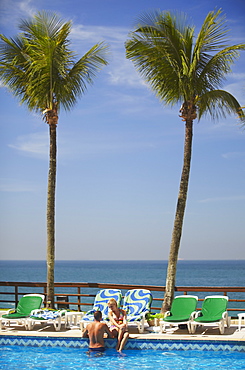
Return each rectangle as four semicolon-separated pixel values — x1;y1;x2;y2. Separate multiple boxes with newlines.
80;289;122;330
27;309;67;331
123;289;152;333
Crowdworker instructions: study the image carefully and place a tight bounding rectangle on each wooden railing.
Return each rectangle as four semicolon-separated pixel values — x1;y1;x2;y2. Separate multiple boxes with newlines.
0;282;244;316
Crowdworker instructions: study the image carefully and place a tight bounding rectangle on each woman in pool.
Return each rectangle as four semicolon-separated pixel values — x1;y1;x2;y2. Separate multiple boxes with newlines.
108;298;129;352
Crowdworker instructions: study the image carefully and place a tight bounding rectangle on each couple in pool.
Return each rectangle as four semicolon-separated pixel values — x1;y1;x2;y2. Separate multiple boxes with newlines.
82;298;129;353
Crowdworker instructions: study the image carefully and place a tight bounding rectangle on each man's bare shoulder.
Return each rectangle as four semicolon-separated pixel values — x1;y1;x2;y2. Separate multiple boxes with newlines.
98;322;108;329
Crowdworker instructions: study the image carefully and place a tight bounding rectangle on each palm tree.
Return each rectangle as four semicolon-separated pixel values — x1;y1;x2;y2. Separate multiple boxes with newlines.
0;11;109;307
125;9;245;311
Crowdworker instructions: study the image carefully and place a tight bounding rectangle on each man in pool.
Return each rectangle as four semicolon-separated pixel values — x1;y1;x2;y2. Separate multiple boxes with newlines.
82;310;113;352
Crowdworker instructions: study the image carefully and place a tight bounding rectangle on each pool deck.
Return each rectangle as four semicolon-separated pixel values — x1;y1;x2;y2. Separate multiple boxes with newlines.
1;320;245;342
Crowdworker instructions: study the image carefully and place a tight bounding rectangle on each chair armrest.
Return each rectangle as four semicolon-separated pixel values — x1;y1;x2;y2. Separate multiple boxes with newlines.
222;311;228;319
141;311;148;318
190;311;198;320
75;312;85;320
6;309;15;314
58;310;67;317
193;311;200;319
30;309;43;316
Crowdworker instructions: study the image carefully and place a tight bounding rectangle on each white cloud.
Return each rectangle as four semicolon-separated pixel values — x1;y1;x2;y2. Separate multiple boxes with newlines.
224;81;245;104
8;132;49;159
70;23;145;89
199;195;245;203
71;24;127;46
58;130;157;160
19;0;35;16
107;56;144;87
0;178;39;192
230;72;245;80
7;129;157;162
222;151;245;159
0;0;35;28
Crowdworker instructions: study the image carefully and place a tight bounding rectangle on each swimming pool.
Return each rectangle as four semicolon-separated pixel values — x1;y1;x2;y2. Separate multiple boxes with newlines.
1;345;245;369
1;336;245;370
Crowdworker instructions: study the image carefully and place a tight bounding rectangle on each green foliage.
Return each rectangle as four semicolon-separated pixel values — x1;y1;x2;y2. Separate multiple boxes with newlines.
0;11;109;113
146;312;164;320
125;9;245;123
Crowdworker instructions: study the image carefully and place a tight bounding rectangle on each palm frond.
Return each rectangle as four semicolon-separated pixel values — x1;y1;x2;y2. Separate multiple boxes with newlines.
126;9;245;124
197;45;245;92
0;34;29;94
194;9;228;54
126;11;196;104
0;11;109;113
198;89;245;122
56;42;110;110
19;11;70;41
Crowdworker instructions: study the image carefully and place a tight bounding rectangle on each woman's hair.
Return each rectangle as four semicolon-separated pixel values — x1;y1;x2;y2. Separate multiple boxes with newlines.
107;298;117;306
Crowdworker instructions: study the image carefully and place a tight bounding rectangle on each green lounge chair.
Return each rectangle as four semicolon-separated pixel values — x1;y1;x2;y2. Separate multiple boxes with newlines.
0;294;45;330
80;289;122;330
190;295;230;334
123;289;153;333
159;295;198;333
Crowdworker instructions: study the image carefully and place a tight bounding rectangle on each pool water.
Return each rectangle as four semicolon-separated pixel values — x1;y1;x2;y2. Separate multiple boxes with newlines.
1;346;245;370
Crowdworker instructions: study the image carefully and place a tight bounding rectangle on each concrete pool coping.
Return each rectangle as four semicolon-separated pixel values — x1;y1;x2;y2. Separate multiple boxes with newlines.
1;322;245;342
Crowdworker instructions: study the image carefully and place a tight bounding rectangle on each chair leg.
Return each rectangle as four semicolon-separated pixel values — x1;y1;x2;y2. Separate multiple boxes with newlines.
25;319;30;330
26;319;35;330
159;321;164;333
138;321;144;333
227;316;231;328
187;321;192;333
55;317;61;331
224;313;230;328
190;322;197;334
219;320;225;334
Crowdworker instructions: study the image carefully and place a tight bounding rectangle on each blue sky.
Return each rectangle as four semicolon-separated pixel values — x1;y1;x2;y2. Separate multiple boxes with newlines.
0;0;244;260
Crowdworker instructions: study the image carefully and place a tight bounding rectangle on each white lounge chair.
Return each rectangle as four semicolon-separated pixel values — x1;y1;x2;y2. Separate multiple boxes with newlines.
190;295;230;334
26;309;67;331
159;295;198;333
123;289;152;333
0;294;45;330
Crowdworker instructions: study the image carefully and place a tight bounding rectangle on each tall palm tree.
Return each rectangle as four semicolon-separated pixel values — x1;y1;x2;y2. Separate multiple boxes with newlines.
125;9;245;311
0;11;109;307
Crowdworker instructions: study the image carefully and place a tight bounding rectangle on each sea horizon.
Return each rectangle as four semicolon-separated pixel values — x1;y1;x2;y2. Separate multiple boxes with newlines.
1;258;244;261
0;260;244;311
0;260;244;287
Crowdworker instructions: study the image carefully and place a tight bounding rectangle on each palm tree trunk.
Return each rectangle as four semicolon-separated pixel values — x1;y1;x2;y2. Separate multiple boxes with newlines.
46;121;57;308
162;119;193;312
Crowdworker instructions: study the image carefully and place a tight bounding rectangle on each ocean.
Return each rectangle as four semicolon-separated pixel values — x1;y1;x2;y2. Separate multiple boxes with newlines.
0;260;244;286
0;260;244;311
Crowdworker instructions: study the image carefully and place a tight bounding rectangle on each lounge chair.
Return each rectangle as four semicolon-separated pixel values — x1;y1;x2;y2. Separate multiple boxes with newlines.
159;295;198;333
80;289;122;330
0;293;45;330
27;309;67;331
123;289;152;333
190;295;230;334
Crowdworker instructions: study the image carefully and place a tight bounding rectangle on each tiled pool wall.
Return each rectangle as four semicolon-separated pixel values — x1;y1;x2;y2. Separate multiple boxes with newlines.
1;335;244;352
